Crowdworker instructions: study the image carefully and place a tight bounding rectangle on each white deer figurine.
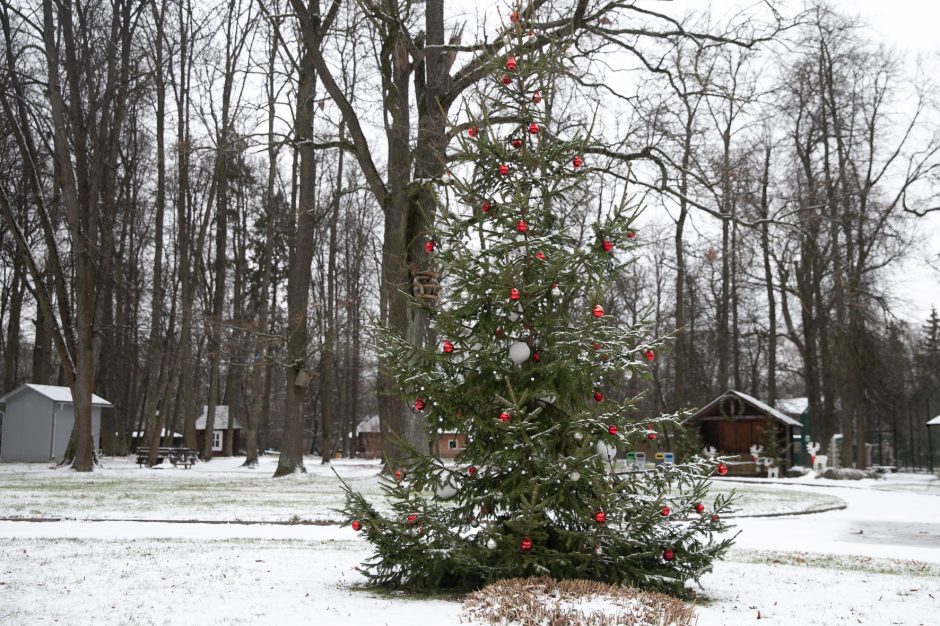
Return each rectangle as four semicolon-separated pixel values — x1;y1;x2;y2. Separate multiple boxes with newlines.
703;446;717;459
749;444;763;464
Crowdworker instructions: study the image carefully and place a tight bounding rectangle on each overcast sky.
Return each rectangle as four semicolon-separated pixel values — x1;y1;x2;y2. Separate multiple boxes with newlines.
654;0;940;322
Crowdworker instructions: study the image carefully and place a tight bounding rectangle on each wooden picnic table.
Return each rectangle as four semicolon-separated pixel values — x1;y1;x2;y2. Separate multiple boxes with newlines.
136;446;198;469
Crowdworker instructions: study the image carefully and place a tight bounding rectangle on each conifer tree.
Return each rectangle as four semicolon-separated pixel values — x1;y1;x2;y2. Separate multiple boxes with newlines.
340;13;734;597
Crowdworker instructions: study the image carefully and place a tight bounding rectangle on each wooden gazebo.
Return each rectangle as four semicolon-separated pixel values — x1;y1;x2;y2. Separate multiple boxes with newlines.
682;390;803;472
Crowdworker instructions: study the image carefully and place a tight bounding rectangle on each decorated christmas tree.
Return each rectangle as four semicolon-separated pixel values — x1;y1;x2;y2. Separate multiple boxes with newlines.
340;15;734;597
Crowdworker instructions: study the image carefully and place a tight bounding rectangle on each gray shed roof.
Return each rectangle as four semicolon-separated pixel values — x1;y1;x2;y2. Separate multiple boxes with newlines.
195;405;245;431
683;389;803;427
928;415;940;426
0;383;112;407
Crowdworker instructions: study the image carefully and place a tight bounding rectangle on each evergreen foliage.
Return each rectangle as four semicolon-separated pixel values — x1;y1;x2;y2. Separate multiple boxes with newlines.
339;21;735;598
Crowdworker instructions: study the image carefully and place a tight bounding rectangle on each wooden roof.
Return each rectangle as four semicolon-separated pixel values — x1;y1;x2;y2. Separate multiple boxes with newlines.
682;390;803;427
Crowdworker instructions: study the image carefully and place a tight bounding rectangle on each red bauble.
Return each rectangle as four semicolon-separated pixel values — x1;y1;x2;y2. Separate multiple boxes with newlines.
501;74;511;85
572;155;584;168
520;537;533;552
510;10;520;23
467;126;477;138
592;304;604;318
481;200;492;212
516;219;528;233
594;511;606;524
351;520;362;531
394;468;405;482
509;287;520;301
695;502;705;514
608;424;618;435
717;463;728;476
645;349;655;362
511;138;523;148
406;514;418;525
506;56;517;71
661;505;670;517
413;398;425;411
532;351;540;362
499;411;510;423
535;251;545;260
499;164;510;176
528;122;539;135
647;430;657;441
602;239;613;252
594;391;604;402
627;229;636;239
424;240;436;253
663;548;675;561
532;90;542;104
711;514;720;523
468;465;477;476
495;327;505;337
442;340;454;354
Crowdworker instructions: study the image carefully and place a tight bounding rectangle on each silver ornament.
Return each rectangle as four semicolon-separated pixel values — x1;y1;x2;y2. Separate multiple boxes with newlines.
595;440;617;460
487;538;497;550
436;484;457;500
570;470;581;481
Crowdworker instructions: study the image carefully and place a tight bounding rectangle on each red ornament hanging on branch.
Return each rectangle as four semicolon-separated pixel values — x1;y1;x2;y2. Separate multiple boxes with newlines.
406;514;418;525
602;239;613;252
593;511;606;524
468;465;477;476
510;10;520;23
413;398;425;411
695;502;705;514
661;506;670;517
528;122;539;134
663;548;675;561
481;200;492;213
520;536;533;552
646;427;657;441
572;155;584;168
511;138;523;148
394;468;405;482
645;349;655;362
593;391;604;403
717;463;728;476
516;219;529;233
509;287;521;301
499;163;510;176
607;424;618;435
532;90;542;104
592;304;604;318
506;56;517;71
424;240;436;253
627;229;637;239
535;251;545;260
499;411;511;423
442;340;454;354
351;520;362;531
467;126;478;138
501;74;512;85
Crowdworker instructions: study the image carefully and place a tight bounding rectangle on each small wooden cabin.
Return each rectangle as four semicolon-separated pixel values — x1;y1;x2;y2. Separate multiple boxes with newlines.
194;405;244;455
438;431;467;459
682;390;803;472
356;415;382;459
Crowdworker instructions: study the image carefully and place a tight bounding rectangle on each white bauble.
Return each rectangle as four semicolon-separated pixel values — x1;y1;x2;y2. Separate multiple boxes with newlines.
551;286;562;297
486;538;497;550
573;431;584;442
436;484;457;500
595;440;617;460
570;470;581;481
508;341;531;364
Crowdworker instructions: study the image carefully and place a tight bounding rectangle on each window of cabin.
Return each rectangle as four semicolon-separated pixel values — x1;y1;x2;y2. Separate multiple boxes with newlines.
212;431;222;451
448;439;457;450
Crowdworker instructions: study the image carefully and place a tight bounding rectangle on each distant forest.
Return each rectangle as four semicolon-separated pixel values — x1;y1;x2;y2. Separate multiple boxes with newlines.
0;0;938;472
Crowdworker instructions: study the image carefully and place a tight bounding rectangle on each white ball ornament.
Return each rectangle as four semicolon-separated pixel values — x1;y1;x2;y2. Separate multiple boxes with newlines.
509;341;531;364
570;470;581;481
551;285;562;297
436;484;458;500
573;432;584;441
595;440;617;460
487;538;497;550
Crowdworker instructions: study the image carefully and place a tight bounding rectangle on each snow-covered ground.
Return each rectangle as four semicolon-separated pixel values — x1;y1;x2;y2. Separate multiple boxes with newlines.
0;457;937;625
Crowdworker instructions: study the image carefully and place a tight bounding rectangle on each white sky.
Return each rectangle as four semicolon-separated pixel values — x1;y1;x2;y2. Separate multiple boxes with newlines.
658;0;940;323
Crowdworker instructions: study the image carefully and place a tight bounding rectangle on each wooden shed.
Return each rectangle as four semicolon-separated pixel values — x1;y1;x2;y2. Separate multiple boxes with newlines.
0;384;112;462
194;405;244;455
356;415;381;459
682;390;803;472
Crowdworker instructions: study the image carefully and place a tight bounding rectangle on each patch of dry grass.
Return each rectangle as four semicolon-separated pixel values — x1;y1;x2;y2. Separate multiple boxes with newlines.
462;577;695;626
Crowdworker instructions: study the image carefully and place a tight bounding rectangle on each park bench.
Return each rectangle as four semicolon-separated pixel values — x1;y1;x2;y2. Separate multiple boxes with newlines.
136;446;198;469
